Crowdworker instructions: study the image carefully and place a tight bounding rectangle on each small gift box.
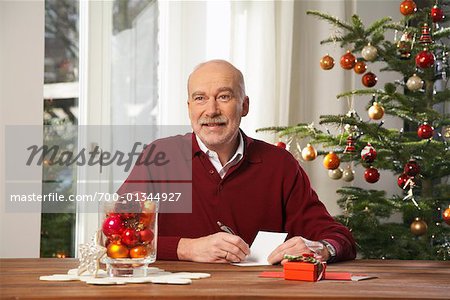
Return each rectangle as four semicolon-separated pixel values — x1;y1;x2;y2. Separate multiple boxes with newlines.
283;254;326;282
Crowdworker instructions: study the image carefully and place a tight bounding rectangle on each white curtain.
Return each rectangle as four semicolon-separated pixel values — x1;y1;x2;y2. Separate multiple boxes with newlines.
157;0;294;141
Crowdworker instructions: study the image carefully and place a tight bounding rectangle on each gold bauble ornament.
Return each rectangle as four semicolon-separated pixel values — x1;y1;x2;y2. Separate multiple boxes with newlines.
323;151;340;170
107;243;129;258
320;54;335;70
410;217;428;236
368;102;385;120
301;144;317;161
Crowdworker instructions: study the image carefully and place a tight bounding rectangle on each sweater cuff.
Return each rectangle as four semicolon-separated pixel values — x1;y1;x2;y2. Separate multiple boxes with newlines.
157;236;181;260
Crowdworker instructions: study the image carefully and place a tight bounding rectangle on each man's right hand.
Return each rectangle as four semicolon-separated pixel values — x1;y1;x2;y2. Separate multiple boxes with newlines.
177;233;250;263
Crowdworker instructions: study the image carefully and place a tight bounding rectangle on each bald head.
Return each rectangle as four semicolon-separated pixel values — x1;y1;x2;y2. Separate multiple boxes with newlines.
188;60;246;100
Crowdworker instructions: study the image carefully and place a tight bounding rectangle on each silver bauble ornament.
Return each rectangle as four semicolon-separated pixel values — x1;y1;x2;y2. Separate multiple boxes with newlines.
361;44;378;61
328;168;343;180
406;74;423;91
342;166;355;182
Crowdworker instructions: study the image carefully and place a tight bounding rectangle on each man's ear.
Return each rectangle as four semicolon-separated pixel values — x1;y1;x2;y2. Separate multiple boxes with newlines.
241;96;249;117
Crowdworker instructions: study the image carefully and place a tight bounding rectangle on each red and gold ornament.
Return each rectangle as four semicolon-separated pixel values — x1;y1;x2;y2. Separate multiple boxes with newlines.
443;207;450;225
114;194;142;219
404;160;420;176
323;152;340;170
361;143;377;163
415;49;435;69
320;54;335;70
364;166;380;183
302;144;317;161
340;50;356;70
353;60;367;74
431;5;445;23
400;0;417;16
362;72;378;87
368;102;384;120
417;123;434;139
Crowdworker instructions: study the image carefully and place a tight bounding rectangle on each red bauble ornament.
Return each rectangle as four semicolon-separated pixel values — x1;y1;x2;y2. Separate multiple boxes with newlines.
443;207;450;225
353;60;367;74
431;5;445;23
276;142;286;149
404;160;420;176
102;215;124;237
320;54;335;70
361;143;377;163
397;173;410;189
362;72;378;87
139;229;155;244
417;123;434;139
121;228;139;247
130;245;149;258
340;50;356;70
323;152;340;170
415;49;435;69
107;243;129;258
364;166;380;183
400;0;417;16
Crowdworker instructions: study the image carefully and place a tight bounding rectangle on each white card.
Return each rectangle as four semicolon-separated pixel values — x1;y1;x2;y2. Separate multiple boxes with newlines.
233;231;288;266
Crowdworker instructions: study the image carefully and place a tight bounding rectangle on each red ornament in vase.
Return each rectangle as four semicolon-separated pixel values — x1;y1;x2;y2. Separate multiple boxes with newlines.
102;215;124;237
121;228;140;247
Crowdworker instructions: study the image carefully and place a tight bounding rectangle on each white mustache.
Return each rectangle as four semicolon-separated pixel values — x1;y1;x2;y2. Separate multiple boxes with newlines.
199;117;227;125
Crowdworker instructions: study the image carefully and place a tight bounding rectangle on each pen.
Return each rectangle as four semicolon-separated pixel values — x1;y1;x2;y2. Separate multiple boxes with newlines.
217;221;236;235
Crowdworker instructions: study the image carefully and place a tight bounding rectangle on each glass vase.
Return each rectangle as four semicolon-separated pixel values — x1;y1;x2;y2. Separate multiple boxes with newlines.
100;192;158;277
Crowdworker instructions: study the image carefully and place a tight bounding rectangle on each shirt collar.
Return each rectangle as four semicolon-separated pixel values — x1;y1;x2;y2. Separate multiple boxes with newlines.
195;131;244;162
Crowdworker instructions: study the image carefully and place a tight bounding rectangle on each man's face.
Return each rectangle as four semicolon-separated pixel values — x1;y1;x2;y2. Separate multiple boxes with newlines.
187;63;249;149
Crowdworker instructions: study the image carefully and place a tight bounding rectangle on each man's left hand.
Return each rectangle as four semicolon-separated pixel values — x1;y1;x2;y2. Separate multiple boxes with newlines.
267;236;330;265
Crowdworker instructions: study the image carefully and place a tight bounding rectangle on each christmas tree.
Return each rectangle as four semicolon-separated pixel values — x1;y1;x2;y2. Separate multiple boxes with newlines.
259;0;450;260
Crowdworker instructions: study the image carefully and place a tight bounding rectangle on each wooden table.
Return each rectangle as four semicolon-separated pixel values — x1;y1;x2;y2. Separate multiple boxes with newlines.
1;259;449;299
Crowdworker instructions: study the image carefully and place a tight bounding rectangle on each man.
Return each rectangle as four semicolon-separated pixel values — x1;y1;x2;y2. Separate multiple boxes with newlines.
119;60;356;264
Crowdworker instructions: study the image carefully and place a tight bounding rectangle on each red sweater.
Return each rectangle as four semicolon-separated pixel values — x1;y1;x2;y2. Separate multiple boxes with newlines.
117;132;356;262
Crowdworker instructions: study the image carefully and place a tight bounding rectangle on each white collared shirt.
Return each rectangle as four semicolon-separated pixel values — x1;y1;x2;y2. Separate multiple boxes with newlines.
196;132;244;178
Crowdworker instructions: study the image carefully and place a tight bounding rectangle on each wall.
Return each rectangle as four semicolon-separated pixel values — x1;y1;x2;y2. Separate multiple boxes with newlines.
0;0;44;257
